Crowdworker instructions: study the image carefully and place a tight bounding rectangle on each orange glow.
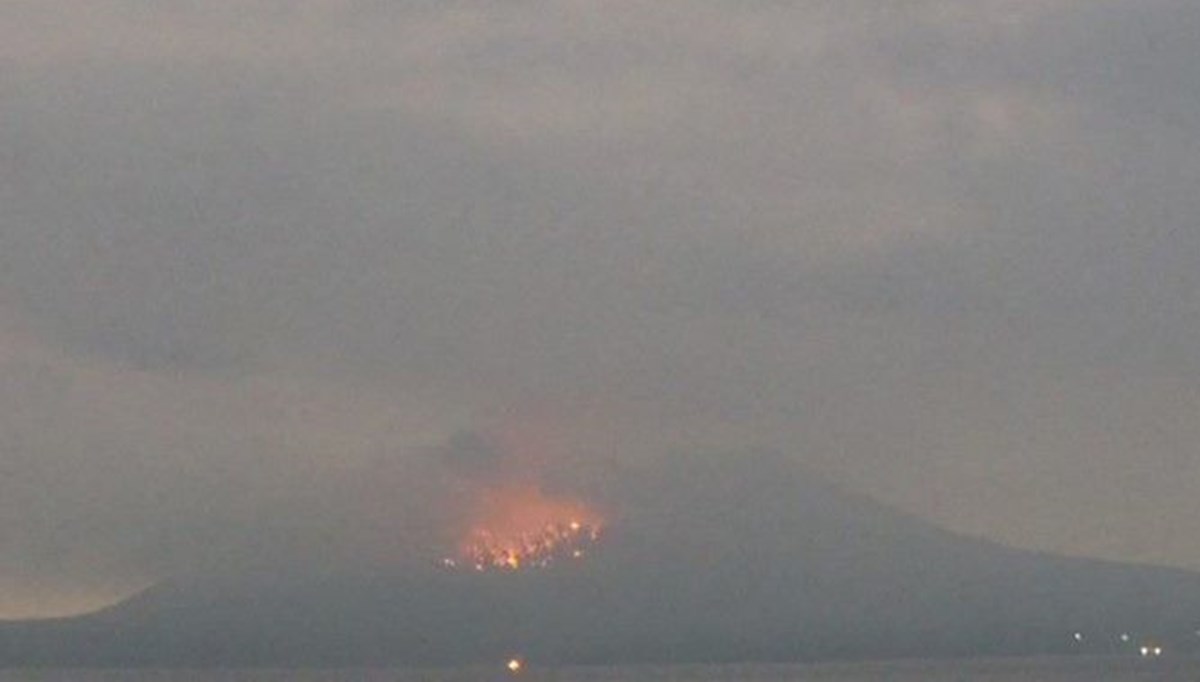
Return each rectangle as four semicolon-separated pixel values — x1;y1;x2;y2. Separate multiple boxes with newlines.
507;657;523;673
453;485;604;571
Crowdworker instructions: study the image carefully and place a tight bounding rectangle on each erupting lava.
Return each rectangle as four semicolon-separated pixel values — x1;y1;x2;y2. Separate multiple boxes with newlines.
444;485;604;572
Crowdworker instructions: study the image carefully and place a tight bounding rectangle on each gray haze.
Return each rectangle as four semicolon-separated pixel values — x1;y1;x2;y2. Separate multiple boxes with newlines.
2;1;1200;618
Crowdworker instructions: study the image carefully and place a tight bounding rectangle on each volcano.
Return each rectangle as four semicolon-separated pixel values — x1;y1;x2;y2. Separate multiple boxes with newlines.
4;452;1200;666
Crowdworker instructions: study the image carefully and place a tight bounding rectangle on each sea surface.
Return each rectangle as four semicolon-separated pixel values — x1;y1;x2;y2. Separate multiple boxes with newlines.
0;657;1195;682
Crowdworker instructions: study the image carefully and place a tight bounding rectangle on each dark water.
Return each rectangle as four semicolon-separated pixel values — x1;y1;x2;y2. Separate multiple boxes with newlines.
0;658;1195;681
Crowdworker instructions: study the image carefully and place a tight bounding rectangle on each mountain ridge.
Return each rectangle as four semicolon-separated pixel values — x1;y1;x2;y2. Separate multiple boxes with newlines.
4;453;1199;666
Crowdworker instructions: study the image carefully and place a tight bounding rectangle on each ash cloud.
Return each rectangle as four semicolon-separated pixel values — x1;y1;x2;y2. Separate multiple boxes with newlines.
435;431;508;484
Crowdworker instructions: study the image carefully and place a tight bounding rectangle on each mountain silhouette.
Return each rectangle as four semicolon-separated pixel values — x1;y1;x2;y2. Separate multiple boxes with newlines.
4;451;1199;666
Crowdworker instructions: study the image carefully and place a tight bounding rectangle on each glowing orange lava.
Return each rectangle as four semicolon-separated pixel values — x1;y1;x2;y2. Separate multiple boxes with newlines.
449;485;604;572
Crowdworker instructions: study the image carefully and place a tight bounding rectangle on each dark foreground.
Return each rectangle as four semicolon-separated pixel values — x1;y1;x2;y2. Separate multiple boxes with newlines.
0;656;1196;682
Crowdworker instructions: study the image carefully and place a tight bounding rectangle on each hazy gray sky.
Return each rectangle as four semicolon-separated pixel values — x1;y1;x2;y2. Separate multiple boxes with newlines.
3;0;1200;619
